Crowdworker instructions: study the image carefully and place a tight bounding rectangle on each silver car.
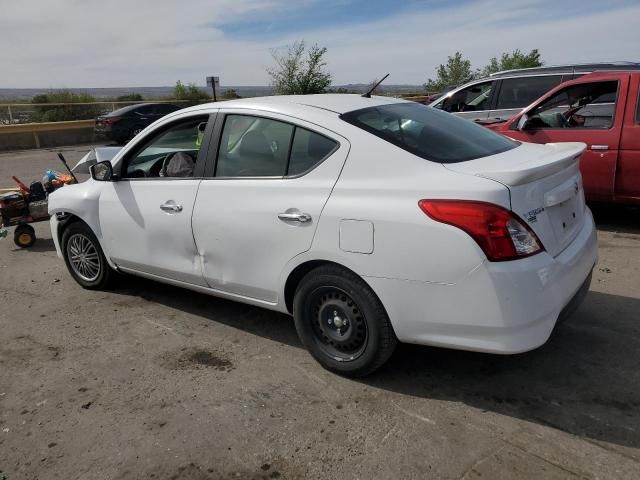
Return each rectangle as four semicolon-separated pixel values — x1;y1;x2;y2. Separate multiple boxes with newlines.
429;62;640;122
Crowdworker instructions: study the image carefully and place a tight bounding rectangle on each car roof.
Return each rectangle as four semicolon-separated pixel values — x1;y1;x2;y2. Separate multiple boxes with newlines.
489;61;640;78
183;94;409;116
108;102;177;116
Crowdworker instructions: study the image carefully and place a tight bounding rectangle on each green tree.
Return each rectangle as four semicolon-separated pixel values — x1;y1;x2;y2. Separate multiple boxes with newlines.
116;93;144;102
31;90;98;122
478;49;543;77
174;80;210;105
424;51;473;93
267;40;332;95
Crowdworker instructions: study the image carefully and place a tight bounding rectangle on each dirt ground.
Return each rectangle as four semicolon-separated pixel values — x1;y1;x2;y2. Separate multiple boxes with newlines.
1;145;639;479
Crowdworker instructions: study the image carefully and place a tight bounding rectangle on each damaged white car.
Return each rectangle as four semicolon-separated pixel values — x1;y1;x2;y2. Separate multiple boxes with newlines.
49;95;597;376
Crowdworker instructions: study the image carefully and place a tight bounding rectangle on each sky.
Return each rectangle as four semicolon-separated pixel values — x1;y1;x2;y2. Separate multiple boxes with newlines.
1;0;639;88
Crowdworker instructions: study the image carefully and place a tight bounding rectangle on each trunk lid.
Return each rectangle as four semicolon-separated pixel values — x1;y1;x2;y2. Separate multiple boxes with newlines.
445;142;587;257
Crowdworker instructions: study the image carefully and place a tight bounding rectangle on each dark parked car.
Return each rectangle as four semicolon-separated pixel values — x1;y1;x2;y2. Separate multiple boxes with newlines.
95;103;181;144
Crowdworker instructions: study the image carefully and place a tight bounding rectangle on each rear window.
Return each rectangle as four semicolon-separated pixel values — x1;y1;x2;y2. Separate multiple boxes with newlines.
340;103;518;163
108;105;140;117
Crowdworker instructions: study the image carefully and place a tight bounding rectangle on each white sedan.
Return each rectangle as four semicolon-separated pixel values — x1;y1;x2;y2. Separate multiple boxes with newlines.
49;95;597;377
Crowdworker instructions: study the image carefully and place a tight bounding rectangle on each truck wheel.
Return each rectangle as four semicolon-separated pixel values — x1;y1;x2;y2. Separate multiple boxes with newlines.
14;224;36;248
293;265;397;377
61;222;115;289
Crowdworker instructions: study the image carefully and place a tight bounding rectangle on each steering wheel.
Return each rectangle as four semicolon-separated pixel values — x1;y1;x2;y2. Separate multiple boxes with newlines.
149;156;167;177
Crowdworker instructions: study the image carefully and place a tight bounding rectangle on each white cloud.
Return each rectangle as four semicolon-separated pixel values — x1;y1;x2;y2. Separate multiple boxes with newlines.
0;0;638;87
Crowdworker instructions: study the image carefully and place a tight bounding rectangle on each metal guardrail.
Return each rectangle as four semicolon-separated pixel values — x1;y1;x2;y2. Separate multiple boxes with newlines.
0;119;95;133
0;120;96;149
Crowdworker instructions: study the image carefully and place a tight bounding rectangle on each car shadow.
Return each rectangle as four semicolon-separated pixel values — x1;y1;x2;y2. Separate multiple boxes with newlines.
28;237;56;253
368;290;640;450
10;237;56;253
590;202;640;234
113;277;301;348
114;276;640;450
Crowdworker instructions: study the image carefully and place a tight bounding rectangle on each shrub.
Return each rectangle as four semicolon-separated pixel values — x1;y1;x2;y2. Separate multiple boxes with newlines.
31;90;99;122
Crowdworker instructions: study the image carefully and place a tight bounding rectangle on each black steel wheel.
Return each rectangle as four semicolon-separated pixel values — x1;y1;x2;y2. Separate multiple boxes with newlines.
309;287;369;361
294;265;397;377
14;224;36;248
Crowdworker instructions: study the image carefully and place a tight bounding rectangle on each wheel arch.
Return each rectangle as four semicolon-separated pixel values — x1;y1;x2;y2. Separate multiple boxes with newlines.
283;259;385;316
55;212;117;270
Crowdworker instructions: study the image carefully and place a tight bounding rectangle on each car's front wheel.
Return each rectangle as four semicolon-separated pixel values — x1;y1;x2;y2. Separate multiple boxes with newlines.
61;222;115;289
293;265;397;377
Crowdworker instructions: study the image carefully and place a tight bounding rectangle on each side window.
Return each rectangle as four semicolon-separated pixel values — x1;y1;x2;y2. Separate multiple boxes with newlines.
216;115;293;177
135;105;153;116
122;117;207;179
155;104;178;115
525;81;618;130
495;75;562;110
288;128;337;176
440;81;494;113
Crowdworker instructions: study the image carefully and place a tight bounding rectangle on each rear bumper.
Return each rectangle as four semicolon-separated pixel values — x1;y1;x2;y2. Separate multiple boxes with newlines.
366;208;598;354
94;125;116;139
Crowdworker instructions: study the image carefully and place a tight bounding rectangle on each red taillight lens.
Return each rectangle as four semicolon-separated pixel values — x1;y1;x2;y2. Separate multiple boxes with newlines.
418;200;543;261
103;117;121;125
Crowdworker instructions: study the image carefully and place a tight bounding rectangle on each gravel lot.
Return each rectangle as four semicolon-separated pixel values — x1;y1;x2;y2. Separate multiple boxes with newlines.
1;145;639;479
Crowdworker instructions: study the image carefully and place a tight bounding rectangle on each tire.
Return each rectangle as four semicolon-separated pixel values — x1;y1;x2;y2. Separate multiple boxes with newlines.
293;265;397;377
61;222;114;289
14;224;36;248
129;126;144;142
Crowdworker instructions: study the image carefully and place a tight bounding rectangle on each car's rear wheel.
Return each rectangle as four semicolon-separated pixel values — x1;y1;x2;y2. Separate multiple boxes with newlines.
293;265;397;377
129;126;144;142
61;222;114;289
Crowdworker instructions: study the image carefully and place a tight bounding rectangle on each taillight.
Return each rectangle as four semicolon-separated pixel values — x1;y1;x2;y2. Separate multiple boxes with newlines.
418;200;543;262
103;117;121;125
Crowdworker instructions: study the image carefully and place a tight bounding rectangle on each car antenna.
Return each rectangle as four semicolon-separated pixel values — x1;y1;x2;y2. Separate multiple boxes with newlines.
362;73;390;98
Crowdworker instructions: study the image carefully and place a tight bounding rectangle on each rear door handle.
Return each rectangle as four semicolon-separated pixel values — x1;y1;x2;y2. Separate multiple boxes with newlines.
278;212;312;223
591;145;609;151
160;201;183;213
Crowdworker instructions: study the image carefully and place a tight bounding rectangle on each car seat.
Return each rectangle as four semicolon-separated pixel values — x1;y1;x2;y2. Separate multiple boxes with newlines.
234;131;279;175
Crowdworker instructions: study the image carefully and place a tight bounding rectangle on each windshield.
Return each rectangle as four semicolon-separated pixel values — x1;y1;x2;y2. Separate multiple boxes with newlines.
340;103;518;163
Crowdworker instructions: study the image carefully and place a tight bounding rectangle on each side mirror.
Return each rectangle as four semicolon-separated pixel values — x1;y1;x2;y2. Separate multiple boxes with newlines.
90;160;114;182
516;114;529;131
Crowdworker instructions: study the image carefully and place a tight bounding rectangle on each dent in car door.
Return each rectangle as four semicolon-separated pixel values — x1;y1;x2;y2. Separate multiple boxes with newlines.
100;180;205;284
191;112;349;303
98;113;215;285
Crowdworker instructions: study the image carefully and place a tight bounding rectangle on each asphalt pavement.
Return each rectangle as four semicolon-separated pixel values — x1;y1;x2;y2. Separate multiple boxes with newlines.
1;145;639;479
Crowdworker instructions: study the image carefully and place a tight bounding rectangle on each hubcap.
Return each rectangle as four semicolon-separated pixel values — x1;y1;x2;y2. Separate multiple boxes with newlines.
18;233;32;245
309;287;368;361
67;233;101;282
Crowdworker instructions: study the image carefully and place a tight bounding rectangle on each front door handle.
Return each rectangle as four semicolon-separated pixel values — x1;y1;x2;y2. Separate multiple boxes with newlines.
160;201;183;213
278;211;312;223
591;145;609;151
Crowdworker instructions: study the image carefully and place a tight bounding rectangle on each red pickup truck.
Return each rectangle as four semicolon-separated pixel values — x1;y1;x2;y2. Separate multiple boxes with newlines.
484;71;640;204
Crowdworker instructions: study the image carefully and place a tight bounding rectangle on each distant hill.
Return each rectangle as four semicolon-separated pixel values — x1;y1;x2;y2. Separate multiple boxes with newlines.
0;84;424;102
